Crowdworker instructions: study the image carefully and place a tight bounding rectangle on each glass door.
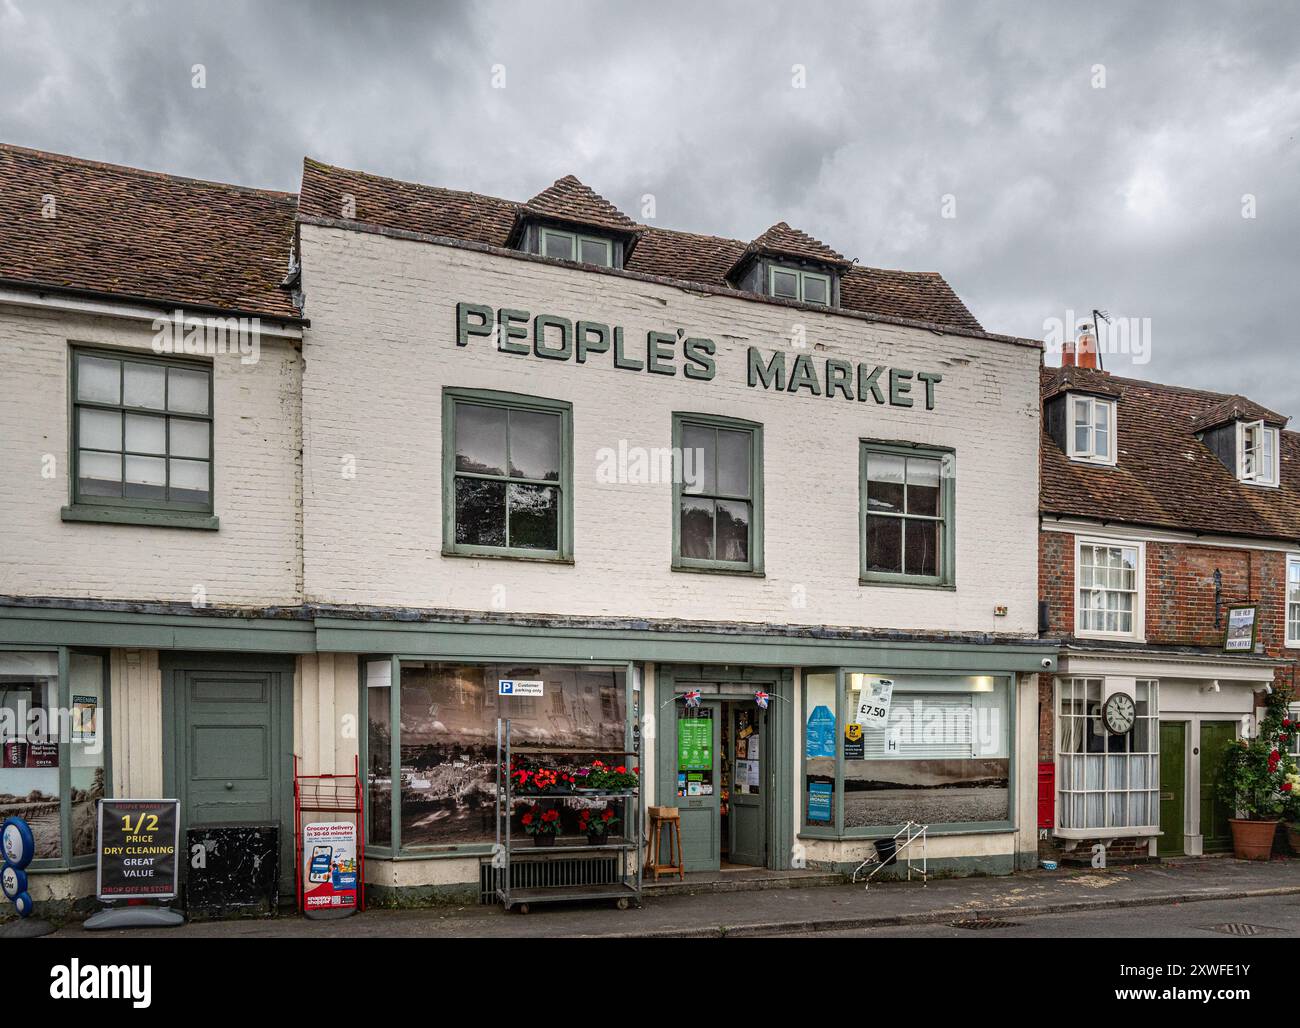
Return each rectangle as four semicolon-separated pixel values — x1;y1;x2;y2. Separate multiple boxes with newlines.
674;702;720;872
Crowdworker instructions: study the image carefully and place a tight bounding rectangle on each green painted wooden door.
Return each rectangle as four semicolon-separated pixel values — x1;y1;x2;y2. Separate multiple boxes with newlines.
1158;721;1185;857
728;703;766;866
167;663;293;890
674;702;720;872
1199;721;1236;854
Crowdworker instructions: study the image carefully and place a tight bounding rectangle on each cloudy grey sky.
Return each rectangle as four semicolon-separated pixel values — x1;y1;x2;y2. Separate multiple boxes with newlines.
3;1;1298;412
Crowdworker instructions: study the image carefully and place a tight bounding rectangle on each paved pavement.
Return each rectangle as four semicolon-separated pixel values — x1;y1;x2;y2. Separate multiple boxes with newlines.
49;856;1300;939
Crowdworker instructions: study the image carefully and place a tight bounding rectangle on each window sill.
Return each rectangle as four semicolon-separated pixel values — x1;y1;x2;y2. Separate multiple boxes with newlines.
441;547;573;565
61;505;219;530
797;823;1014;841
672;562;765;578
1053;826;1160;840
859;577;955;591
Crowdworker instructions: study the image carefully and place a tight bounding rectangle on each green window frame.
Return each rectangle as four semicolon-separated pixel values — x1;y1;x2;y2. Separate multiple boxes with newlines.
441;387;574;562
0;646;112;872
65;346;217;529
768;265;832;305
539;227;614;268
859;440;955;588
799;667;1015;839
671;412;764;575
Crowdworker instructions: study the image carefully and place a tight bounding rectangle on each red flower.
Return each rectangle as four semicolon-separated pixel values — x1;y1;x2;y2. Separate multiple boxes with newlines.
601;809;615;821
521;812;534;825
1284;782;1294;793
542;809;559;823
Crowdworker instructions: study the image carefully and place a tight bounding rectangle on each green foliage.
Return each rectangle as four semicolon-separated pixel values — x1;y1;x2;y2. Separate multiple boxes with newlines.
1216;688;1299;821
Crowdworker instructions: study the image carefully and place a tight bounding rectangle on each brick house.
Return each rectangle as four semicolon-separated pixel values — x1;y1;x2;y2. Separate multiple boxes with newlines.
1039;341;1300;862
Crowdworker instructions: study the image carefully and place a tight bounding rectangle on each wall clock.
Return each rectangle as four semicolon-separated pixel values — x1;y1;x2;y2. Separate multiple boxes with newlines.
1102;692;1137;735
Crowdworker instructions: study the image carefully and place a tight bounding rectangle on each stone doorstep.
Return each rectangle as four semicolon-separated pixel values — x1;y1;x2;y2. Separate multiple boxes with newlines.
642;868;845;896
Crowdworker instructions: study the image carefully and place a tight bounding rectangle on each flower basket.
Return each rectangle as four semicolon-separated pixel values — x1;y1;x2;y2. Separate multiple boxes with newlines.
1215;702;1298;860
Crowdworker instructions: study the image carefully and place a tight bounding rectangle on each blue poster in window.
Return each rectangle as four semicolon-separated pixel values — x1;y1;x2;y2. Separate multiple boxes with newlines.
807;782;833;822
805;704;836;758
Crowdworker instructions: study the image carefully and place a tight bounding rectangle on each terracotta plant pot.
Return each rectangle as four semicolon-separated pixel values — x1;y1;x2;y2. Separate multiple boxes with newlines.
1286;823;1300;857
1228;818;1280;860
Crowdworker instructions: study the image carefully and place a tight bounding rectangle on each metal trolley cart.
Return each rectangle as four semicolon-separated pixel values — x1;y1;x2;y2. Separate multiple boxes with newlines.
493;718;641;914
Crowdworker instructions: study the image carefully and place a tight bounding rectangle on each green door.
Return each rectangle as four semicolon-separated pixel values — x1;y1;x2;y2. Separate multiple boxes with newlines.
1158;721;1185;857
1199;721;1236;854
674;702;721;872
728;702;767;867
164;659;294;891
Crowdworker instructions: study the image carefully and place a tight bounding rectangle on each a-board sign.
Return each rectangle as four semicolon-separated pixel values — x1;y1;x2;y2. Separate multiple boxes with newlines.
96;799;180;901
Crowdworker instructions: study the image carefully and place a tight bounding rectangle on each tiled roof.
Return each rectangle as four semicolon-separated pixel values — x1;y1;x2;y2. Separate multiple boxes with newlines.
298;158;984;332
737;221;851;268
1190;394;1288;432
0;143;300;320
519;174;640;236
1040;365;1300;542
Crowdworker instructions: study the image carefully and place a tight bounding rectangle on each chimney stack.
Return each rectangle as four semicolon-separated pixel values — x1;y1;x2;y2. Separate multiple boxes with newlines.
1061;337;1076;368
1075;321;1099;370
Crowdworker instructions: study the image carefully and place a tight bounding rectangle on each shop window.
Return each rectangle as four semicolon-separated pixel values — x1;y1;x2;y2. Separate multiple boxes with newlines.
365;661;627;851
539;227;614;268
442;389;573;561
67;348;214;522
1076;539;1143;639
1055;677;1159;832
672;413;764;574
1237;420;1278;486
859;443;954;587
0;650;107;866
801;670;1011;834
767;265;831;306
1067;395;1116;465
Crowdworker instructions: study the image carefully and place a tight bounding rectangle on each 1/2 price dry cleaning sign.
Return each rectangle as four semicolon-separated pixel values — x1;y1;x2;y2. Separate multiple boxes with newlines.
96;798;180;900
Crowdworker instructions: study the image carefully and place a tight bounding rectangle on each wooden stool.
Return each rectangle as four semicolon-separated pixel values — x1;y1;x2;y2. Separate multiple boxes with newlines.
645;805;684;881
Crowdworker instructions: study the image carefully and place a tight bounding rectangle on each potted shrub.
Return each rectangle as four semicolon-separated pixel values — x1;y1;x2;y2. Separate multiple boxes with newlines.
520;803;562;846
1217;702;1298;860
578;805;621;845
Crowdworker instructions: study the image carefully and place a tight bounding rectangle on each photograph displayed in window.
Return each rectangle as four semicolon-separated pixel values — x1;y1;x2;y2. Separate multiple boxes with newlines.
0;652;61;859
843;674;1010;828
1056;678;1159;830
861;446;950;583
1077;542;1139;635
448;392;570;557
365;660;392;846
803;672;836;826
73;349;212;510
392;663;626;848
678;418;758;568
1070;395;1114;463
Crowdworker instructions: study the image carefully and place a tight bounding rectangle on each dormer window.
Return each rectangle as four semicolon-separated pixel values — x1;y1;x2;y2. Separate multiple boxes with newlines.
1068;395;1116;465
1238;420;1279;486
540;227;614;268
769;265;831;305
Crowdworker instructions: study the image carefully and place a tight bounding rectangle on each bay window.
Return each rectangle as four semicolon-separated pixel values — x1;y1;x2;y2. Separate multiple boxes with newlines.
1055;678;1159;833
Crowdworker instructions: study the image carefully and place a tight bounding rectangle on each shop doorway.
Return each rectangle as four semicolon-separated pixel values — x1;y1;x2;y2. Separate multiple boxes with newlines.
667;690;772;872
161;654;295;892
1157;721;1186;857
1199;721;1236;854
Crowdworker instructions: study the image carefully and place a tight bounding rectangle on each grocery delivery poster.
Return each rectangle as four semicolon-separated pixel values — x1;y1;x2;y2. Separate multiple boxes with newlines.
302;821;358;911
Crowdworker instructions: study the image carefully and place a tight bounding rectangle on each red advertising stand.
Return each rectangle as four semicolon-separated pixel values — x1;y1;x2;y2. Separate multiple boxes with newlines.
293;755;366;917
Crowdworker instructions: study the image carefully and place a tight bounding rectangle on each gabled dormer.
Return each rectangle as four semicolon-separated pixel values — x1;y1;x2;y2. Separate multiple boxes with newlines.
726;222;851;307
1191;396;1288;488
508;175;641;270
1042;366;1121;467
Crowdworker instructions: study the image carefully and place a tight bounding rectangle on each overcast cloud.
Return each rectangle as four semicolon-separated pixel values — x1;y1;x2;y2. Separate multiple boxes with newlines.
2;0;1298;413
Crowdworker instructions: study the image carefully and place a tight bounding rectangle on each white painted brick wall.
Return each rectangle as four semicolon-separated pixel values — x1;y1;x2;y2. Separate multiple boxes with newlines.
300;225;1041;635
0;304;302;606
